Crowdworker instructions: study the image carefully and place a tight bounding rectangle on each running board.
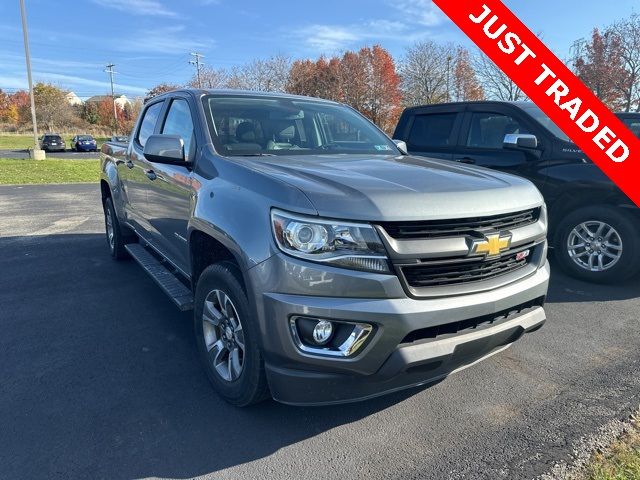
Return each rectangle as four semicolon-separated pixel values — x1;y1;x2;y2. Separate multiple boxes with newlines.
125;244;194;311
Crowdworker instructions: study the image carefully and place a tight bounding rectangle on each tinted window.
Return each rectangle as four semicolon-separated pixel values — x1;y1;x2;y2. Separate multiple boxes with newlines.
137;101;163;147
466;113;528;148
408;114;456;149
161;99;195;160
621;117;640;138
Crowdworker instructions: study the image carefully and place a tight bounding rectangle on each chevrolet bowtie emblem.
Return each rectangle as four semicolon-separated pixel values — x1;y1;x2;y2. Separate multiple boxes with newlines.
471;232;512;257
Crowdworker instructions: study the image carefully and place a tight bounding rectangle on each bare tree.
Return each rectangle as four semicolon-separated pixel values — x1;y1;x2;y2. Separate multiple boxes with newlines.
473;52;525;101
187;66;229;89
229;55;291;92
399;41;456;106
611;14;640;111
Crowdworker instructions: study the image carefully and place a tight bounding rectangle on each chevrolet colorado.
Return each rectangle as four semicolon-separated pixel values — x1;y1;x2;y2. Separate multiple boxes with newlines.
100;89;550;406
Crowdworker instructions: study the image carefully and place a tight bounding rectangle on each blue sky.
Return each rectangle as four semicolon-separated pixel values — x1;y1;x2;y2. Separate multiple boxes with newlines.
0;0;638;99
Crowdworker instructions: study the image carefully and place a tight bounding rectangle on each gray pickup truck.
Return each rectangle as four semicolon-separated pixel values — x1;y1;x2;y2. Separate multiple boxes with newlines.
100;89;550;406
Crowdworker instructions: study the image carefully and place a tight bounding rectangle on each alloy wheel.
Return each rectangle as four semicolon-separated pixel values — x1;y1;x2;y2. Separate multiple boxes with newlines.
202;289;245;382
567;221;623;272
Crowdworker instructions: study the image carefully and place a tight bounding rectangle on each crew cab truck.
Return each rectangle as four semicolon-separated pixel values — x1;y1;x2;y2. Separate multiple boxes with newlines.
393;101;640;283
101;89;549;406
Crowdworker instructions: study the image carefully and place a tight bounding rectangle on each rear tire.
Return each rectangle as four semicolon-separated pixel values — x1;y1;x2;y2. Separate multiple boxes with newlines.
103;197;130;260
194;263;270;406
554;205;640;283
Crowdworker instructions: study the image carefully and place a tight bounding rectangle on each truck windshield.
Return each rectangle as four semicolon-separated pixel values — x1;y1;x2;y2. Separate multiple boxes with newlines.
203;95;399;156
521;105;572;143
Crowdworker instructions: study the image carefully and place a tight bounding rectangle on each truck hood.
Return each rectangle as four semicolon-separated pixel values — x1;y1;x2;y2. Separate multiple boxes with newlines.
243;154;543;221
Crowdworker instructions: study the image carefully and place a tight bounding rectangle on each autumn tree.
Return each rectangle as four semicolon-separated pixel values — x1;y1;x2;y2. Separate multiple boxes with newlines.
474;52;525;101
359;45;402;133
0;89;19;124
145;83;180;102
29;83;75;131
452;47;484;101
286;56;342;101
610;14;640;111
574;28;628;109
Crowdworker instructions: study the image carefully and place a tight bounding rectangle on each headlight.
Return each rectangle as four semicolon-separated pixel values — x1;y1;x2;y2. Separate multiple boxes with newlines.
271;209;390;273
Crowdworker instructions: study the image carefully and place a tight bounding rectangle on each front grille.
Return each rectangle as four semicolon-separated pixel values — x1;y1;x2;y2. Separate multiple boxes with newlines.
379;208;540;239
401;245;535;288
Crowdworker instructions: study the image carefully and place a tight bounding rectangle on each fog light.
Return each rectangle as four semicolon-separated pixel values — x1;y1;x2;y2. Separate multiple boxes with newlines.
312;320;333;345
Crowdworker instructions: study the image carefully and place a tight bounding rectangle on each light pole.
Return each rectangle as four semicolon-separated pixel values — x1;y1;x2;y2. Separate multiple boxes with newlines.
19;0;44;159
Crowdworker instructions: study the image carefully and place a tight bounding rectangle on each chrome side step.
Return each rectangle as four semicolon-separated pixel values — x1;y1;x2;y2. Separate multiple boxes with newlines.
125;243;194;311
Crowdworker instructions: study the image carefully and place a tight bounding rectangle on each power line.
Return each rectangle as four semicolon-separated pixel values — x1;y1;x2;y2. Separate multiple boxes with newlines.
104;63;118;135
189;52;205;88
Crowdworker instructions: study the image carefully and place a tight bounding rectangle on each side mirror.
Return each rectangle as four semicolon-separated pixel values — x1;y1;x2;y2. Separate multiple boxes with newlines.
393;139;408;155
504;133;538;150
143;134;188;165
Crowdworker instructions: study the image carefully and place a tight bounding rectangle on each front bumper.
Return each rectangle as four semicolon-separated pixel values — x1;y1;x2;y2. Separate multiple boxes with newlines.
249;255;550;405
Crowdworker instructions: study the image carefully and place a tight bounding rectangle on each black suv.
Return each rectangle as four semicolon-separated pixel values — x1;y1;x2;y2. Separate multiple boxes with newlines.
39;134;66;152
393;101;640;283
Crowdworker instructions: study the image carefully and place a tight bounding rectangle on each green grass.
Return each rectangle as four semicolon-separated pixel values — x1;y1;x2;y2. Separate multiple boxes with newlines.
0;134;109;150
585;418;640;480
0;158;100;184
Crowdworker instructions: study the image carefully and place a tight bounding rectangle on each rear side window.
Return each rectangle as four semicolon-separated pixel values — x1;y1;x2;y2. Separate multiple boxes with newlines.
466;113;528;148
408;114;457;149
137;101;163;147
622;117;640;138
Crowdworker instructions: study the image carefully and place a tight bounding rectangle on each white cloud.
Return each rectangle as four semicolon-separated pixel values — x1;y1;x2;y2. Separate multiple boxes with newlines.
115;26;211;54
295;19;423;54
92;0;177;17
389;0;444;27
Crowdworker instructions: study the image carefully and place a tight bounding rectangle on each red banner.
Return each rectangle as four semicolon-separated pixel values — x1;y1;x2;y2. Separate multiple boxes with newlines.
432;0;640;207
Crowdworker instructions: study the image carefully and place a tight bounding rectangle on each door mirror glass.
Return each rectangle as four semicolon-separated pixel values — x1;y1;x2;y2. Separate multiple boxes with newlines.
393;139;408;155
143;134;186;164
503;133;538;150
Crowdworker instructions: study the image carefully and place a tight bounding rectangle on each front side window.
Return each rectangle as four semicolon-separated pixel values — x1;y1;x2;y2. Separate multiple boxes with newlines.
203;95;398;156
466;113;529;149
407;114;457;149
520;105;570;142
161;99;195;160
137;101;163;147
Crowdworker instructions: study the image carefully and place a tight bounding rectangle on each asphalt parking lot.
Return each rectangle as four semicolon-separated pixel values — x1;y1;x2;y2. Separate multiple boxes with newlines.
1;183;639;480
0;149;99;159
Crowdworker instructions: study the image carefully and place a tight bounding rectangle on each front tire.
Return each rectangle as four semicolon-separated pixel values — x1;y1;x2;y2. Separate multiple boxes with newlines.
103;197;130;260
194;263;269;406
555;205;640;283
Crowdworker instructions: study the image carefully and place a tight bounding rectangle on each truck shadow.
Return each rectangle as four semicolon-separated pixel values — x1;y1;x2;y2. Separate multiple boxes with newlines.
546;256;640;303
0;232;637;479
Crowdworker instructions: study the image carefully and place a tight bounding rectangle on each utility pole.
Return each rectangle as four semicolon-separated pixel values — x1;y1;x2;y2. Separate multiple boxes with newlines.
105;63;118;134
19;0;44;159
189;52;205;88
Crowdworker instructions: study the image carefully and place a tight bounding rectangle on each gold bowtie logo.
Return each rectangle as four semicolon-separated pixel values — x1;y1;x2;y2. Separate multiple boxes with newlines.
472;233;512;257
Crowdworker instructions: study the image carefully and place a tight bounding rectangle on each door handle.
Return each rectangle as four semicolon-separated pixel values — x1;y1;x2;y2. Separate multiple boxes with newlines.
144;169;157;181
125;160;134;169
455;157;476;164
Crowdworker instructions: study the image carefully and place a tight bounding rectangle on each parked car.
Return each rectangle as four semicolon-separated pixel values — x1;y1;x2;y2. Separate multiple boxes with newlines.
393;101;640;283
39;134;66;152
110;135;129;144
71;134;98;152
100;89;549;406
